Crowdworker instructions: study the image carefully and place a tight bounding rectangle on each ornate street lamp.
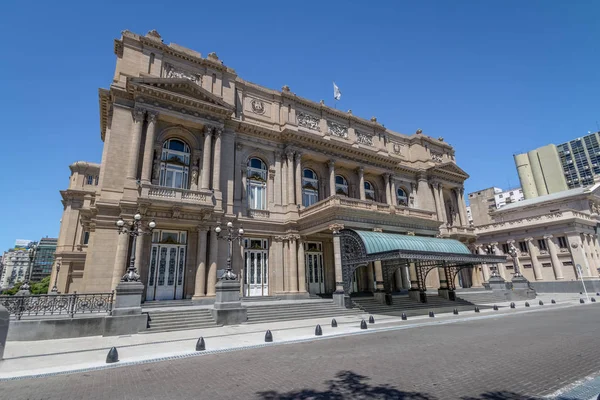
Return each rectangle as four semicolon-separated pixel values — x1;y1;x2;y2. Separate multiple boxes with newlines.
51;260;61;293
116;212;156;282
214;221;244;281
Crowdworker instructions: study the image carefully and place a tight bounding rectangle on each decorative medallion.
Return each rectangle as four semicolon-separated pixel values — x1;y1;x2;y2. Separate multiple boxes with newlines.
250;99;266;115
164;63;201;85
327;121;348;139
356;132;373;146
393;143;402;154
297;111;321;131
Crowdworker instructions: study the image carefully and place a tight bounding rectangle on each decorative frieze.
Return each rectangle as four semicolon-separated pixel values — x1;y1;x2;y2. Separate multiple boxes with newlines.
431;151;443;163
356;131;373;146
297;111;321;131
327;121;348;139
164;63;201;85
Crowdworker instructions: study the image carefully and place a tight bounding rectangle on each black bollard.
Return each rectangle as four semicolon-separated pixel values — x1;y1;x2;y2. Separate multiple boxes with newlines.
106;347;119;364
580;292;583;295
453;308;459;315
196;337;206;351
493;305;499;311
539;300;544;306
265;330;273;342
580;298;585;304
597;292;600;296
429;311;435;318
592;298;597;303
474;306;480;313
551;299;556;304
360;319;368;329
525;302;530;307
401;312;407;320
315;324;323;336
510;302;515;308
369;315;375;324
331;318;337;328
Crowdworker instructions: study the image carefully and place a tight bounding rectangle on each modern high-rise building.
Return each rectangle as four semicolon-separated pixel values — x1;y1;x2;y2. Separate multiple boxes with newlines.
514;144;568;199
556;132;600;189
31;237;58;282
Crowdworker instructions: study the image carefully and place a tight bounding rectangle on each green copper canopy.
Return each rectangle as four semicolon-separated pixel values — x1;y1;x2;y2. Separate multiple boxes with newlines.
354;230;471;255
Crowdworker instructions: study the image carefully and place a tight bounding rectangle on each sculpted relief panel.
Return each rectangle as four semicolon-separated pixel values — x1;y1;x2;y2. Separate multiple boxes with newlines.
327;120;348;139
297;111;321;131
163;63;201;85
356;131;373;146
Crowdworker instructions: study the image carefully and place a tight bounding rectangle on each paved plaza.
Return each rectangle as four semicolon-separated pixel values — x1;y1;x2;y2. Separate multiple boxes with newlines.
2;300;600;399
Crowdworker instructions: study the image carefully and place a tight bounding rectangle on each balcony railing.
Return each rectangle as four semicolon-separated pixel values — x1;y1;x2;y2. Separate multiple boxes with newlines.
299;195;436;220
0;292;114;320
140;184;214;206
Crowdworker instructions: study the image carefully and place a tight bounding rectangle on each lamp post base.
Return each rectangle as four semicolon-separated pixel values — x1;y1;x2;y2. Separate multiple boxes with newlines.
211;280;247;325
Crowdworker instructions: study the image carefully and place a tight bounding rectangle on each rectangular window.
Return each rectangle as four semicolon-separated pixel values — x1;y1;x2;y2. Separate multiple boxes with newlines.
86;175;94;185
248;181;266;210
518;241;528;253
542;263;552;268
523;264;532;269
537;239;547;251
501;243;510;254
83;231;90;245
558;236;568;248
563;261;573;266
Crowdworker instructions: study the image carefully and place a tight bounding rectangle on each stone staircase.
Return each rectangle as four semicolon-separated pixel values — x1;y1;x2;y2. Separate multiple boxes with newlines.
142;299;192;310
456;291;532;305
352;294;478;317
245;300;361;324
143;308;218;334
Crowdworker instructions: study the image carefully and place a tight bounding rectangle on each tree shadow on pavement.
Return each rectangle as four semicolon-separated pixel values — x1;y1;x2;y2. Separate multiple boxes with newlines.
462;391;541;400
256;370;436;400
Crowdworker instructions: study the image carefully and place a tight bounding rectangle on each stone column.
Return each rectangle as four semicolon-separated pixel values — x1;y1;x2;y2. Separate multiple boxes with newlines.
283;239;290;292
193;228;208;298
212;129;222;191
328;160;336;197
111;232;129;289
432;183;444;222
357;167;365;200
281;155;288;205
394;269;402;291
477;246;491;282
201;127;213;189
295;152;302;206
525;237;544;280
126;108;145;180
390;179;397;206
274;152;282;205
374;261;384;291
267;167;275;206
416;173;435;212
241;167;248;213
206;232;219;296
330;224;346;307
297;237;306;293
273;237;284;293
140;111;158;184
366;264;374;291
583;234;596;276
457;188;468;226
286;150;295;205
567;233;592;277
491;243;507;279
438;185;448;224
545;235;564;280
383;174;391;205
134;234;145;280
289;236;299;292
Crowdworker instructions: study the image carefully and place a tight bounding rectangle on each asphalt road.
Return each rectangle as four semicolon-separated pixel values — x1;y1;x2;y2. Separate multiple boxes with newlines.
3;305;600;400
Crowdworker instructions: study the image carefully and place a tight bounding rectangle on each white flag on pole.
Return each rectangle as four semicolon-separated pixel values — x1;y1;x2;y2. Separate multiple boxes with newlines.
333;82;342;101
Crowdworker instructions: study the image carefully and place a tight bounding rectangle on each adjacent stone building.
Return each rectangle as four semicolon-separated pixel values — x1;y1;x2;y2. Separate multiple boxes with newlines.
474;183;600;290
51;30;480;303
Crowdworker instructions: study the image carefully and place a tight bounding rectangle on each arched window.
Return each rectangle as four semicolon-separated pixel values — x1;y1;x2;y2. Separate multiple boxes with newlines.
302;168;319;207
247;157;267;210
159;139;190;189
364;181;375;201
335;175;348;196
397;187;408;206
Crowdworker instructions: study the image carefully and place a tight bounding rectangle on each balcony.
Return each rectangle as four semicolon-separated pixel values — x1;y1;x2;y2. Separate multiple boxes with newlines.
140;184;214;207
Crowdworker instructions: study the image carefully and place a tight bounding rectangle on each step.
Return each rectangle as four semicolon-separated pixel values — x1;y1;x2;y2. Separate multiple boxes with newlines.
149;317;216;325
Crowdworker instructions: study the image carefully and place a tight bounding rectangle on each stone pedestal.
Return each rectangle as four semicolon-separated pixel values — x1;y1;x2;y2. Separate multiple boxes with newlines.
0;305;8;360
409;289;427;303
437;288;456;301
112;281;144;316
373;292;386;304
333;292;353;309
511;275;529;290
211;280;247;325
488;276;507;291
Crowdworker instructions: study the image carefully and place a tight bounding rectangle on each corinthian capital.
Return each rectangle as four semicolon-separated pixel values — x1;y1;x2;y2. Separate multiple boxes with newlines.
285;149;295;161
328;223;344;234
204;125;214;135
133;108;146;122
328;160;336;170
147;111;158;124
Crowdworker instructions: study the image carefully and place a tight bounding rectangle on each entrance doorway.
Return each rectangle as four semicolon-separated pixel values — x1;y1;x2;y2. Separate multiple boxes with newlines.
243;238;269;297
305;242;324;295
146;230;187;301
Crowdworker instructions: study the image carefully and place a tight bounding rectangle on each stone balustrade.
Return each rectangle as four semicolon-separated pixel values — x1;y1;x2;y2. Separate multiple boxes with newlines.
140;184;214;207
476;210;595;235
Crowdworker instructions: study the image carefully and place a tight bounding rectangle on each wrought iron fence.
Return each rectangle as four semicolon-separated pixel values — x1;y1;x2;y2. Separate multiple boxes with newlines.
0;292;114;320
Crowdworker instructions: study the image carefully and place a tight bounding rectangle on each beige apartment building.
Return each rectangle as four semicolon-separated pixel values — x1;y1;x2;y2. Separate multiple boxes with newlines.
51;30;490;305
474;183;600;290
514;144;568;200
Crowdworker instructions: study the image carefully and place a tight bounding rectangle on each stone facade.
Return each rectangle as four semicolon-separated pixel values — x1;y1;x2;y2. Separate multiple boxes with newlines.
474;183;600;284
50;30;475;301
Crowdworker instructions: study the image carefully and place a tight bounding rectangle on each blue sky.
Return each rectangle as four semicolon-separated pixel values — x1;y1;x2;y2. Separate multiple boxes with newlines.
0;1;598;250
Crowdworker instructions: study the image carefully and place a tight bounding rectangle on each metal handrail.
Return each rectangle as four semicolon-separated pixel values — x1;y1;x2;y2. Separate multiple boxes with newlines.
0;292;114;320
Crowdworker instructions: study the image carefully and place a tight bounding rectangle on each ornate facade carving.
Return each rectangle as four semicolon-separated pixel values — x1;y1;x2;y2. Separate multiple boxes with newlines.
164;63;201;85
356;131;373;146
392;143;402;154
328;223;345;234
431;151;443;163
297;111;321;131
327;121;348;139
250;99;266;115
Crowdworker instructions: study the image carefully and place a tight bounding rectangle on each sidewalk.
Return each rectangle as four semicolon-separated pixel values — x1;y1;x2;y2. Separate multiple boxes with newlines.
0;293;591;380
